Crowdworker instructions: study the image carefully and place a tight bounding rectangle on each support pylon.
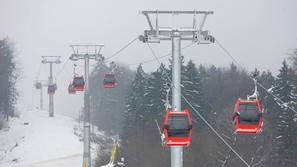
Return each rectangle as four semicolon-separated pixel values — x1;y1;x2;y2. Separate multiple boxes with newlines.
70;45;104;167
34;80;48;110
139;10;214;167
41;56;61;117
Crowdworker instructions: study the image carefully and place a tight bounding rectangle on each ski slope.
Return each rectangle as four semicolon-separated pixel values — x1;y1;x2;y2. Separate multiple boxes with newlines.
0;109;83;167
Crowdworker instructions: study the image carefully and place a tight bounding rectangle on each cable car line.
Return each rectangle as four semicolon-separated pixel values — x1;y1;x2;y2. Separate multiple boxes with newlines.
181;95;251;167
146;43;251;167
257;83;297;114
55;58;70;78
35;63;42;80
231;75;264;134
57;36;191;80
215;38;297;115
105;36;139;61
127;42;195;66
127;53;170;66
65;36;138;92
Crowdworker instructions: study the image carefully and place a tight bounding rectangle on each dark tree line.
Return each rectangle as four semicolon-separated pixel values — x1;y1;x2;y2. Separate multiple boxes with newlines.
90;50;297;166
120;59;297;167
88;62;134;167
0;38;19;126
89;62;134;134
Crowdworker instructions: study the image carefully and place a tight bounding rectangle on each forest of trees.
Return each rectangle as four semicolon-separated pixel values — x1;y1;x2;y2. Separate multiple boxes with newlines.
0;38;19;128
87;62;134;166
90;50;297;167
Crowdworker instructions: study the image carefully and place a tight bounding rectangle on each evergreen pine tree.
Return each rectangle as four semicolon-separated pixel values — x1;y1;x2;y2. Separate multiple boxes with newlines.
258;70;275;112
182;60;203;110
272;60;297;108
145;63;170;115
121;64;149;166
123;64;147;135
0;38;19;120
272;60;297;166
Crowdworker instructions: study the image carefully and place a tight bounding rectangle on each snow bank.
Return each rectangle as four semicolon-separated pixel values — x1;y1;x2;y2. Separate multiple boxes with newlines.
0;109;83;167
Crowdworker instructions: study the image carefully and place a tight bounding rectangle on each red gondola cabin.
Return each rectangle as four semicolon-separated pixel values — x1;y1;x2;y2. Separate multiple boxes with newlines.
35;82;42;89
48;84;57;95
103;74;116;88
233;98;263;134
72;76;85;91
163;109;193;146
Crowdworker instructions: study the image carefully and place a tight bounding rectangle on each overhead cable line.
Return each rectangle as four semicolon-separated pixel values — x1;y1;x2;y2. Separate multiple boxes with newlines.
215;38;297;115
52;37;137;79
105;36;139;61
55;58;70;78
127;42;195;66
146;43;251;167
35;63;42;80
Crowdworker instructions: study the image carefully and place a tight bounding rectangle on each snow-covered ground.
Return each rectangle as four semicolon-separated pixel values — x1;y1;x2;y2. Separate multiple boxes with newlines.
0;109;83;167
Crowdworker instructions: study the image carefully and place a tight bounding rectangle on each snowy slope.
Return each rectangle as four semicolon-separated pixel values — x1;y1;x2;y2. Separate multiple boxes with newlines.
0;109;83;167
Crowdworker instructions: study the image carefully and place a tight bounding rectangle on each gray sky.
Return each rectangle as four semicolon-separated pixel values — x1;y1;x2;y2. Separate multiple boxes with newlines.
0;0;296;117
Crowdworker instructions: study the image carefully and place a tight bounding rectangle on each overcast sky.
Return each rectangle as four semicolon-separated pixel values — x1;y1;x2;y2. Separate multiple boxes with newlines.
0;0;296;117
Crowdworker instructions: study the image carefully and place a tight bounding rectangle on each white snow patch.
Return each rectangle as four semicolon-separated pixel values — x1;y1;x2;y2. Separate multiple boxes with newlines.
101;162;115;167
0;109;83;167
